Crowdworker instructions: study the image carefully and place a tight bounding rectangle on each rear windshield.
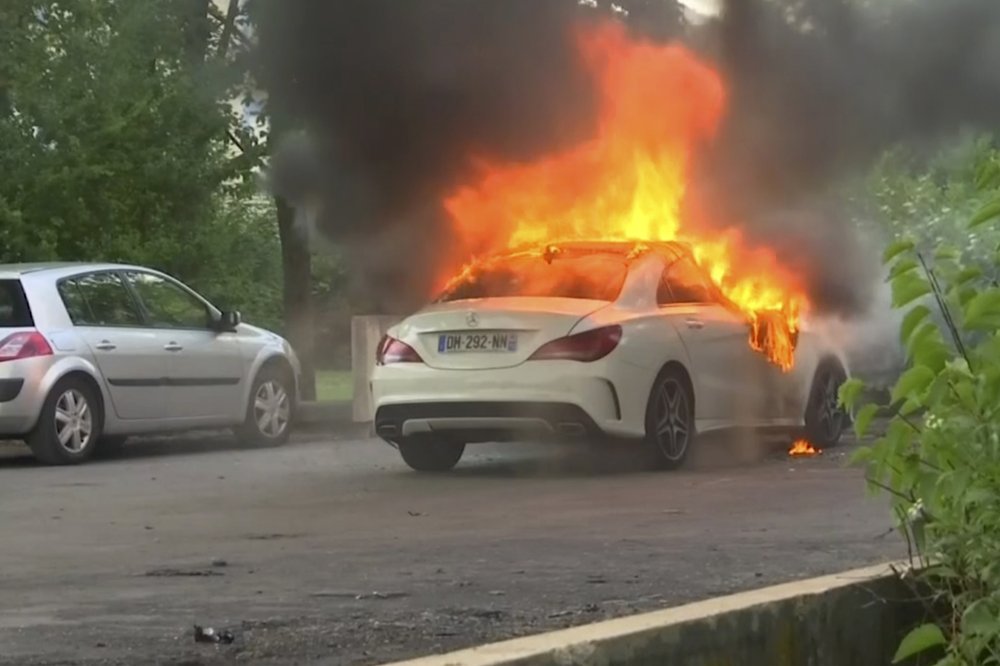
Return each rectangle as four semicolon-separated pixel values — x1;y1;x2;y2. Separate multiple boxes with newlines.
0;279;33;327
438;251;629;303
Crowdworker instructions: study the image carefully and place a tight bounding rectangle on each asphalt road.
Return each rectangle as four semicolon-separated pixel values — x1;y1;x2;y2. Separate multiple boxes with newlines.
0;429;900;666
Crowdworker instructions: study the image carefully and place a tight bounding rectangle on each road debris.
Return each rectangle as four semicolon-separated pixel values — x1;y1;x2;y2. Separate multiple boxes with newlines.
470;609;505;620
145;568;223;578
310;590;410;600
193;625;235;644
211;558;228;568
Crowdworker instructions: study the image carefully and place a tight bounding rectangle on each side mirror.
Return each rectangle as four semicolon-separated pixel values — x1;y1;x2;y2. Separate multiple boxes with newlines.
217;310;241;331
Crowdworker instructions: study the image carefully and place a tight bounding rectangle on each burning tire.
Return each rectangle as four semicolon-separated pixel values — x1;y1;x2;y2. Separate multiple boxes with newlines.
397;437;465;472
803;358;848;448
643;366;695;470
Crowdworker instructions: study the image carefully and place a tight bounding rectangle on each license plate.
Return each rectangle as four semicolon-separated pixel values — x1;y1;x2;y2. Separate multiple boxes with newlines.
438;332;519;353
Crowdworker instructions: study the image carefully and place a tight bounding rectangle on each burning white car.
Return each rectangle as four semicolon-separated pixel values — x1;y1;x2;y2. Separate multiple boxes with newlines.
371;241;848;472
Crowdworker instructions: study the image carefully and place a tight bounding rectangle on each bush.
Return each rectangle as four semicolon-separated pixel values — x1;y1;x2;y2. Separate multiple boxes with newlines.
843;158;1000;665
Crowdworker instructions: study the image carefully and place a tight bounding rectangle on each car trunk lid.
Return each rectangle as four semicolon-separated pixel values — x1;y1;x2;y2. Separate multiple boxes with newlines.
396;297;609;370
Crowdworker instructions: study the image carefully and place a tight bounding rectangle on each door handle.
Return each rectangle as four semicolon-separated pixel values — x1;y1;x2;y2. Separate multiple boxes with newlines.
164;343;184;352
95;340;117;351
685;319;705;330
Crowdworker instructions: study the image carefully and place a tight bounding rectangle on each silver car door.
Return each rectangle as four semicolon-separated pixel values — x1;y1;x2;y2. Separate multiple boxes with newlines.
124;271;244;420
58;273;171;420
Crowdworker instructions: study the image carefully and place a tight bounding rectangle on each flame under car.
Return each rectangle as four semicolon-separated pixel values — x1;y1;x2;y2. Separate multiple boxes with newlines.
371;241;848;472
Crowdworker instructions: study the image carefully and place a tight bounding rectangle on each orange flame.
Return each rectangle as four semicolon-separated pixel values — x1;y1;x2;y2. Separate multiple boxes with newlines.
438;22;808;370
788;439;821;456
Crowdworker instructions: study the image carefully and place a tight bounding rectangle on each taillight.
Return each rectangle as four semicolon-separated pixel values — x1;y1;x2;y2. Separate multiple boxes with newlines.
528;325;622;362
0;331;54;363
376;335;423;365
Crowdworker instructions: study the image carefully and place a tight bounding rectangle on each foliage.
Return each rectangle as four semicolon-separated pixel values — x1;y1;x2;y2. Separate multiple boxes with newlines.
843;150;1000;665
0;0;285;330
864;135;1000;281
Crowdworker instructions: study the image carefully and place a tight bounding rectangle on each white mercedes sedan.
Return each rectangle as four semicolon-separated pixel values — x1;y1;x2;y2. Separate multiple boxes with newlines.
371;241;848;472
0;263;300;465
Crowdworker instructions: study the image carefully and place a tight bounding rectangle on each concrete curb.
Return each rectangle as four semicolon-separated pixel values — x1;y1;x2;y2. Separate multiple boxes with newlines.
297;400;353;426
375;562;918;666
294;401;371;438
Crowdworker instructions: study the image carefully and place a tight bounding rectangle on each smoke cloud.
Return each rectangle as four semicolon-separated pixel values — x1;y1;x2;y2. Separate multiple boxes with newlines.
256;0;605;310
698;0;1000;316
256;0;1000;315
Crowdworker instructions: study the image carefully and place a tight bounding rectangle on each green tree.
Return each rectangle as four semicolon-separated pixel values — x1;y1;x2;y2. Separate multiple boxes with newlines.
0;0;283;330
844;149;1000;665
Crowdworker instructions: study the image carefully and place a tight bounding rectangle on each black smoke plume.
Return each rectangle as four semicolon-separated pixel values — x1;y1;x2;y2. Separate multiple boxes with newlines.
699;0;1000;316
256;0;610;310
256;0;1000;316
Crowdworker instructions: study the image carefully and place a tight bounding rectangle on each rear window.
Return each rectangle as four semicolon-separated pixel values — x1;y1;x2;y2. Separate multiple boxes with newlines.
438;251;629;303
0;279;33;327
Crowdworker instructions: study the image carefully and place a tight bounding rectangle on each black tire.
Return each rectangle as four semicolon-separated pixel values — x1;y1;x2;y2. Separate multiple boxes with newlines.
235;365;294;447
94;436;129;459
643;366;696;470
804;359;849;448
26;376;103;466
397;437;465;472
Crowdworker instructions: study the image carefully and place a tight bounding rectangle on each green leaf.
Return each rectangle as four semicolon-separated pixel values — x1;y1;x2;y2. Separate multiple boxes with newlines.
969;197;1000;229
933;245;960;261
963;288;1000;330
849;445;874;465
892;273;932;309
838;378;865;409
955;266;983;286
893;624;947;663
898;397;921;416
900;306;931;347
961;600;997;637
853;404;880;438
976;160;1000;190
892;366;935;403
907;325;950;372
889;258;919;279
884;239;916;263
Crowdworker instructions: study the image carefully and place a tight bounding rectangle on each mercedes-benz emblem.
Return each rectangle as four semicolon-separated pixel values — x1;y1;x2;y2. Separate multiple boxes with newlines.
466;312;480;328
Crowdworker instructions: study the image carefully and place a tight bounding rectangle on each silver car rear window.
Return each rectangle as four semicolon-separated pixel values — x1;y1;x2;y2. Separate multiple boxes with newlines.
0;279;34;327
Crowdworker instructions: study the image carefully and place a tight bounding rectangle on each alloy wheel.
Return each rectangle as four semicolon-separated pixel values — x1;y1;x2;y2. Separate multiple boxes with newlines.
816;373;845;441
653;377;691;461
254;380;291;438
54;389;93;453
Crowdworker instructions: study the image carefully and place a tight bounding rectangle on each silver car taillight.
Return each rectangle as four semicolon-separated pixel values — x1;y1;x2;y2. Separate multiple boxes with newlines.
0;331;54;363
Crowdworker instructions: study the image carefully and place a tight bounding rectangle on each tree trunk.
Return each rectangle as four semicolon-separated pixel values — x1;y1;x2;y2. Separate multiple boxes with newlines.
276;196;316;400
182;0;213;64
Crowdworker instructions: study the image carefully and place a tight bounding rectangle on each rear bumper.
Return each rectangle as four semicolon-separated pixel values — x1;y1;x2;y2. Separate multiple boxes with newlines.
0;360;50;436
0;379;24;403
371;360;646;440
374;401;602;442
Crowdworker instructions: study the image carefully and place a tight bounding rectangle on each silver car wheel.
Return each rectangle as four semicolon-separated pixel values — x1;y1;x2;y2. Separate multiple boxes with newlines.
653;377;691;461
254;380;290;438
54;389;93;454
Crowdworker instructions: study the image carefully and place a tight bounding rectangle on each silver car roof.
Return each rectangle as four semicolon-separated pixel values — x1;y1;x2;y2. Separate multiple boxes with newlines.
0;262;153;280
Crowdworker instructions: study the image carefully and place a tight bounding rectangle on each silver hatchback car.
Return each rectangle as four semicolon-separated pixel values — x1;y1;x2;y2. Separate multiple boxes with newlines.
0;263;301;465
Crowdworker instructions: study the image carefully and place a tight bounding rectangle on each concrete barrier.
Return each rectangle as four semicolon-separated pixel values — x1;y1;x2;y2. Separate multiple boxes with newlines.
351;315;404;423
378;563;923;666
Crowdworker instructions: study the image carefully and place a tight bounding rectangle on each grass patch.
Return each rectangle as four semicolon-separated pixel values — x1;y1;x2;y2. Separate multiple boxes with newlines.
315;370;353;402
